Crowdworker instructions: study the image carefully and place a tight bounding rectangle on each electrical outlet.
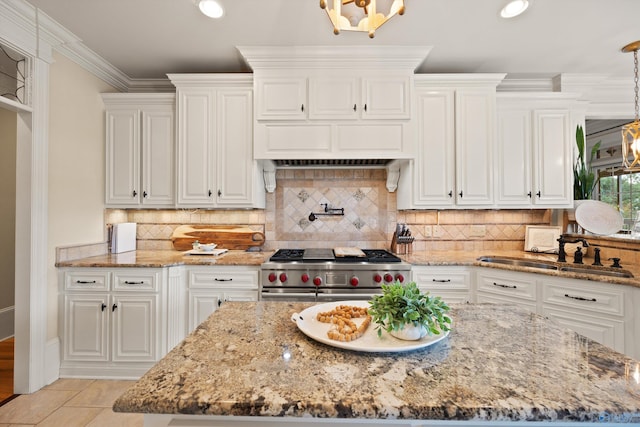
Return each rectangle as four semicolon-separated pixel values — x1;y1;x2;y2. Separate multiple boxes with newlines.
423;226;432;238
469;225;487;238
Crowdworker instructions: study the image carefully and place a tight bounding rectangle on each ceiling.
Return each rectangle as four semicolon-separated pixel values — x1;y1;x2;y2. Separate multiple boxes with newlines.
22;0;640;82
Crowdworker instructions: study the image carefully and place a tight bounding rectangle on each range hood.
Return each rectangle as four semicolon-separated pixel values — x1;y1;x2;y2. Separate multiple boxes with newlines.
261;159;404;194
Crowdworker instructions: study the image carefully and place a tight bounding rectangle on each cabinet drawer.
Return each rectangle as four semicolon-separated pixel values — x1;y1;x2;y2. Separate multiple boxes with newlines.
541;279;624;317
412;269;470;290
113;270;160;292
477;271;537;301
188;268;259;289
64;270;109;291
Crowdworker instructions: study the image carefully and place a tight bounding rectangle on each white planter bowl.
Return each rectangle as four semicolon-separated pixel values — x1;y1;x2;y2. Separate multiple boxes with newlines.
388;323;428;341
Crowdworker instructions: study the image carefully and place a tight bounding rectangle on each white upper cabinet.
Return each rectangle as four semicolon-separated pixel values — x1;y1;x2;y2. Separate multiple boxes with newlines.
169;74;266;209
397;75;505;209
256;73;412;121
495;93;581;208
256;77;307;120
240;46;430;162
103;94;175;208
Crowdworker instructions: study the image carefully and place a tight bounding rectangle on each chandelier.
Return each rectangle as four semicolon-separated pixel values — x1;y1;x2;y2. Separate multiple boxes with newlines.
319;0;405;38
621;40;640;171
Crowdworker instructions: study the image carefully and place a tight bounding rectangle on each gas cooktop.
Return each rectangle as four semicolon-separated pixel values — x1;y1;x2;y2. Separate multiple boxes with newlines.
268;249;402;263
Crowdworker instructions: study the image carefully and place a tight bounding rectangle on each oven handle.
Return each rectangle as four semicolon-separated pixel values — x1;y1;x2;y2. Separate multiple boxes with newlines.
260;292;317;300
315;292;378;300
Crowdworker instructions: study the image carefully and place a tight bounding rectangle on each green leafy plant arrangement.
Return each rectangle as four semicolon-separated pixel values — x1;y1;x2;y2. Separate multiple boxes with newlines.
574;124;601;200
368;281;451;338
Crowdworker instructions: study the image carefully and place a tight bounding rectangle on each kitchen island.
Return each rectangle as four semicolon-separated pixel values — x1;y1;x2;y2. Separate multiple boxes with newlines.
113;302;640;426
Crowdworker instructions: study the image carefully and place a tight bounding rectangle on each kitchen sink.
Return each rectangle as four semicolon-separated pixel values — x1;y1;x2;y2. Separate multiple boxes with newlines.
558;265;634;278
476;256;558;270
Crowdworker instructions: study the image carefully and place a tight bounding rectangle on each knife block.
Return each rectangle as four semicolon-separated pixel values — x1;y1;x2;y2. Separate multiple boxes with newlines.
391;231;414;255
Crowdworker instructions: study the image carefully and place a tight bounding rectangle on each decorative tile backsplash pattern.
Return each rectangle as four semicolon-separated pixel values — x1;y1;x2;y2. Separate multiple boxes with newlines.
104;168;553;253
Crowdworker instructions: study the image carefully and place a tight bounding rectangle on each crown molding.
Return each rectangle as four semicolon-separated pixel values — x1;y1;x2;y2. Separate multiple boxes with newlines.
238;45;432;71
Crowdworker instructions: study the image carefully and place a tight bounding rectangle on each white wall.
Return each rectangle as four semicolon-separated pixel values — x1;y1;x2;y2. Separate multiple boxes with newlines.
0;107;16;339
47;51;116;339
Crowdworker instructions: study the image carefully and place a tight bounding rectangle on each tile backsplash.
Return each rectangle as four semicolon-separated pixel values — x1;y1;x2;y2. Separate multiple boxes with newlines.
105;168;552;252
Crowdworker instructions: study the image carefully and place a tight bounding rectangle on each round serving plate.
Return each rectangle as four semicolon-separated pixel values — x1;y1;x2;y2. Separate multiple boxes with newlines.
575;200;624;235
291;300;450;353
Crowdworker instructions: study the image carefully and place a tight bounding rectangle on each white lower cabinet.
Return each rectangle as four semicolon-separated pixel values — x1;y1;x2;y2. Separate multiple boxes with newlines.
59;268;166;378
540;277;627;354
476;269;538;313
411;266;472;303
472;267;633;357
187;266;259;333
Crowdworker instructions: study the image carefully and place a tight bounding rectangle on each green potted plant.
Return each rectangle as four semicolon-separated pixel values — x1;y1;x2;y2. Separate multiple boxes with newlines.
368;281;451;340
574;124;601;200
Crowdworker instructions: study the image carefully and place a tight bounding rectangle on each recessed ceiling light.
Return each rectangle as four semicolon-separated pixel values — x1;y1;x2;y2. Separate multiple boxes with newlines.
198;0;224;19
500;0;529;18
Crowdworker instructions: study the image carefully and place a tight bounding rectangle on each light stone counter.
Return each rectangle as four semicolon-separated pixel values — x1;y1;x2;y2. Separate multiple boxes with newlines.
113;302;640;426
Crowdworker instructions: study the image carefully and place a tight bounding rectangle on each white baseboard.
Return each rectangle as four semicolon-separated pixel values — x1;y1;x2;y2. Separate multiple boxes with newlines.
0;306;14;340
45;337;60;385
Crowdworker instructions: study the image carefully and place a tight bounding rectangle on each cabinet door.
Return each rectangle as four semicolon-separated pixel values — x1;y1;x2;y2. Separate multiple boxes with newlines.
308;76;359;120
362;76;411;119
176;89;215;206
63;294;109;362
413;89;456;207
533;110;572;206
542;307;624;353
256;77;307;120
189;290;224;332
111;294;158;362
141;107;175;206
496;109;533;206
216;89;255;206
455;89;495;206
105;108;140;205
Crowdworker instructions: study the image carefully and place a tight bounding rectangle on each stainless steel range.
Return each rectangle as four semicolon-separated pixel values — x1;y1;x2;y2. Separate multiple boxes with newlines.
260;248;411;302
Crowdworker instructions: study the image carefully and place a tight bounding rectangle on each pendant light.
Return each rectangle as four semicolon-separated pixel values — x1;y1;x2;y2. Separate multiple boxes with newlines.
621;41;640;171
319;0;405;38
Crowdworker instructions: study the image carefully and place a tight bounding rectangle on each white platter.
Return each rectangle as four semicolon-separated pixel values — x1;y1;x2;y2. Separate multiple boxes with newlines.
183;248;228;256
575;200;624;235
290;300;450;353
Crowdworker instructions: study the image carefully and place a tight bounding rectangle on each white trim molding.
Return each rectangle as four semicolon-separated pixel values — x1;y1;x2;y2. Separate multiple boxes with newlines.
0;306;15;340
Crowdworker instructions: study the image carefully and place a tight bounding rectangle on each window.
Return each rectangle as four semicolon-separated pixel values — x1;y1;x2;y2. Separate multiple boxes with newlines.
596;166;640;225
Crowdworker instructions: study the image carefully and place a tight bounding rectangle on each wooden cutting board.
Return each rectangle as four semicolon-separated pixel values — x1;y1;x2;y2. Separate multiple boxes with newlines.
171;225;265;251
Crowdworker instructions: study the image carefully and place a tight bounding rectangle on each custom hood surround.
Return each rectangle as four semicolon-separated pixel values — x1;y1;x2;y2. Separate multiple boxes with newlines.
238;45;432;193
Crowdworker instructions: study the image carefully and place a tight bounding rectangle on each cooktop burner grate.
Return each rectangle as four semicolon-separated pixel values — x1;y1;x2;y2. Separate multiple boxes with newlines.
268;249;402;263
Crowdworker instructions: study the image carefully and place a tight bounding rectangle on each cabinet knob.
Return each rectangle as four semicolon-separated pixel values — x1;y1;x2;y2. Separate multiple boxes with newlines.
101;303;107;312
364;104;367;112
218;299;223;307
536;191;541;198
527;191;532;198
459;190;463;198
111;303;118;312
448;191;453;198
301;104;304;112
143;191;148;198
218;189;222;197
132;190;137;197
353;104;357;112
208;190;213;197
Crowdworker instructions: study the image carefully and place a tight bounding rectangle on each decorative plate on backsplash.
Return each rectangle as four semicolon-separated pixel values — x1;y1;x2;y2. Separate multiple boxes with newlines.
575;200;624;236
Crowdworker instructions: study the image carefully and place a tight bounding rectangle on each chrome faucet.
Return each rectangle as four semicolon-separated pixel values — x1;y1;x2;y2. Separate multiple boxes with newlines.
557;236;589;263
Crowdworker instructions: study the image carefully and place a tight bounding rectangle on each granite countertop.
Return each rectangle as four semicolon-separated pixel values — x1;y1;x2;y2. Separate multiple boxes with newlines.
113;301;640;422
56;248;640;288
55;249;273;268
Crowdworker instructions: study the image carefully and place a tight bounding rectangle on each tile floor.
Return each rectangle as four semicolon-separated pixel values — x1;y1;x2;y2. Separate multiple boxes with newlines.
0;379;143;426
